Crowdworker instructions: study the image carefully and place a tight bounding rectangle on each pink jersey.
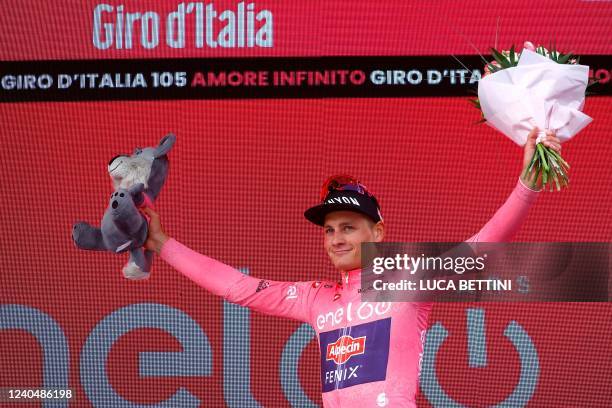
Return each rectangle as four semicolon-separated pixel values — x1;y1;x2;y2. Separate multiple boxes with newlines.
159;179;539;407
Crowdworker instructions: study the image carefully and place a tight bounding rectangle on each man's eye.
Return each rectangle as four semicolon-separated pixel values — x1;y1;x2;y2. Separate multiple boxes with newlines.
343;226;354;231
325;228;334;234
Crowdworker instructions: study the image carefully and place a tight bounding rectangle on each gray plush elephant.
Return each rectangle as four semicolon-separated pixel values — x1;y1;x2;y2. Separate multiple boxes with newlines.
72;134;175;280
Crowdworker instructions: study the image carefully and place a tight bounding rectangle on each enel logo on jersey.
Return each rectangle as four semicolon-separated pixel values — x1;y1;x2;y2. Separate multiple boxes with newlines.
326;335;366;364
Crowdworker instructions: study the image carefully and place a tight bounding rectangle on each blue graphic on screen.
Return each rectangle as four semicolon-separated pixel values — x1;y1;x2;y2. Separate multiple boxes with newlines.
319;317;391;392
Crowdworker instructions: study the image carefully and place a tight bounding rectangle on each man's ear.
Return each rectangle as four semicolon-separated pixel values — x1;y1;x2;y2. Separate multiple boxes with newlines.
373;221;385;242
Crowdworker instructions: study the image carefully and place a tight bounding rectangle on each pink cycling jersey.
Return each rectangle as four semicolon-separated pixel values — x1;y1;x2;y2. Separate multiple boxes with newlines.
159;179;539;407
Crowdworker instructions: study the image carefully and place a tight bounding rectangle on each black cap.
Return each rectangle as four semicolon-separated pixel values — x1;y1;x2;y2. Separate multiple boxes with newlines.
304;188;383;226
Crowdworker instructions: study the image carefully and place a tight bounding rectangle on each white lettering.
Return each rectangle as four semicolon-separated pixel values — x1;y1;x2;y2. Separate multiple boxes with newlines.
427;70;442;84
124;10;141;49
372;257;384;274
316;301;391;330
58;74;72;89
92;2;274;50
357;302;373;320
327;341;361;357
141;12;159;49
324;366;360;384
167;3;187;48
218;10;235;47
286;285;297;299
1;74;53;90
93;4;114;49
406;70;422;85
326;196;360;206
256;10;273;47
419;279;457;291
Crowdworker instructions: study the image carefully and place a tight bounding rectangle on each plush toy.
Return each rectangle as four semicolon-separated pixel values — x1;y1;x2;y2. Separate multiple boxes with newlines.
72;134;175;280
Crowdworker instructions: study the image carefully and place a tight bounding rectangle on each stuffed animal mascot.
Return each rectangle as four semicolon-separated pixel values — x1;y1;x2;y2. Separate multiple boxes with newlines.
72;134;175;280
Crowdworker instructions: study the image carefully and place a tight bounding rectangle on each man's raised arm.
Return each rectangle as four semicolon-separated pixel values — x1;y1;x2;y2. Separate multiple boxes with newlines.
466;126;562;244
141;208;319;324
467;178;540;244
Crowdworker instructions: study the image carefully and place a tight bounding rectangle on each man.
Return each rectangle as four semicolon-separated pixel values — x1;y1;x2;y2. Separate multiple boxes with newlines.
140;128;561;407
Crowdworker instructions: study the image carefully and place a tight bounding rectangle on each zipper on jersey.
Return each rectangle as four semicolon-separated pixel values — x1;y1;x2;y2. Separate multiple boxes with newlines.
333;285;353;392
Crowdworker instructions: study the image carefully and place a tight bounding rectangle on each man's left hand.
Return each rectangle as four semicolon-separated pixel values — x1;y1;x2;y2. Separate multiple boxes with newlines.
520;128;562;187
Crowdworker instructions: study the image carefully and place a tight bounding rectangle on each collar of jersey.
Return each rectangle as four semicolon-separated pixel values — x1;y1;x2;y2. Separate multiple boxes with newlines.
341;268;362;289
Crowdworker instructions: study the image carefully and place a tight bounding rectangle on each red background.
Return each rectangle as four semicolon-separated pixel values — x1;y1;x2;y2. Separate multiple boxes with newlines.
1;1;611;407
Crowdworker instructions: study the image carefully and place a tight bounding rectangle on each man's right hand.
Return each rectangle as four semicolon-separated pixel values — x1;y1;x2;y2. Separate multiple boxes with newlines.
140;207;169;254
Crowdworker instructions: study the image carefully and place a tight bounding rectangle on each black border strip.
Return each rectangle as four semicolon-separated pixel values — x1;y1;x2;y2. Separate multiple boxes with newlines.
1;55;610;102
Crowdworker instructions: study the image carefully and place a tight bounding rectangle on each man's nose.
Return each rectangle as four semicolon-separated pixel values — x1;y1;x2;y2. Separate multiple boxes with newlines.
331;233;346;246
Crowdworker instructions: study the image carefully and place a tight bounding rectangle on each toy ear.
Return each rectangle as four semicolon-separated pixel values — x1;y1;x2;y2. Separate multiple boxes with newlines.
154;133;176;158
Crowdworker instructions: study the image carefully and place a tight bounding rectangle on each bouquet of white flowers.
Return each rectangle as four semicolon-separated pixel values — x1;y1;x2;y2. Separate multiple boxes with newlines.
473;41;592;190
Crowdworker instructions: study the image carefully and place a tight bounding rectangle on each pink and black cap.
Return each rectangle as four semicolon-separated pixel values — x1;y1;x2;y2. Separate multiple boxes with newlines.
304;175;383;226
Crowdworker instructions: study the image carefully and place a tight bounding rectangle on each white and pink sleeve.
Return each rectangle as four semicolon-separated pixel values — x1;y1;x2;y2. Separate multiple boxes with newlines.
159;238;318;323
467;178;540;243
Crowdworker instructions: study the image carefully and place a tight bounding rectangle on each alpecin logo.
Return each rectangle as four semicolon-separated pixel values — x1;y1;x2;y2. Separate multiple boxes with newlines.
326;335;366;364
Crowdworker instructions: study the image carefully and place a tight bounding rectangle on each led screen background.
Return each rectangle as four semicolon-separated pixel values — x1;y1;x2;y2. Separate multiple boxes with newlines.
1;1;611;407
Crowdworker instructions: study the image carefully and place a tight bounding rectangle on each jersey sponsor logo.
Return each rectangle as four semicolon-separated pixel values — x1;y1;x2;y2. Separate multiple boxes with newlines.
325;196;360;206
326;335;366;364
417;329;426;379
316;301;392;330
376;392;389;407
324;365;359;385
319;318;391;392
286;285;297;299
255;280;269;293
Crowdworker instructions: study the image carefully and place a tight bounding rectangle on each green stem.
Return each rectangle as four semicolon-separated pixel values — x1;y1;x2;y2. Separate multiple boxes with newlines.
537;144;549;172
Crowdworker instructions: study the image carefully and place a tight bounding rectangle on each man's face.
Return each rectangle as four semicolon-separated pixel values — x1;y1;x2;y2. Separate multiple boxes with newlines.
323;211;384;272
